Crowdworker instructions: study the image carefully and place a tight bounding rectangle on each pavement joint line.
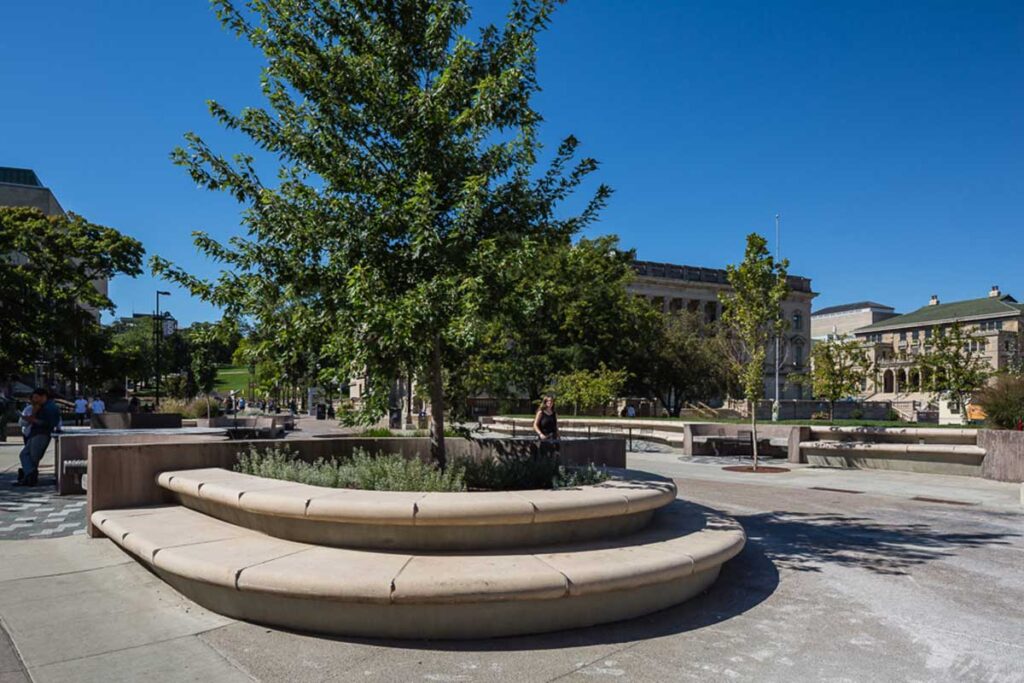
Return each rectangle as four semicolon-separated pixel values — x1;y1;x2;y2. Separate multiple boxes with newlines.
0;557;134;586
192;628;259;682
25;628;233;672
544;636;646;682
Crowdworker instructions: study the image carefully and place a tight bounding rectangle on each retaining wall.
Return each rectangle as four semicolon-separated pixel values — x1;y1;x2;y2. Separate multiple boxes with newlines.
91;413;183;429
978;430;1024;483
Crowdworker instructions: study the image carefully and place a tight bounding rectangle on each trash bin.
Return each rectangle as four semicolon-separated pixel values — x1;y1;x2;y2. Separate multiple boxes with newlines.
315;403;327;420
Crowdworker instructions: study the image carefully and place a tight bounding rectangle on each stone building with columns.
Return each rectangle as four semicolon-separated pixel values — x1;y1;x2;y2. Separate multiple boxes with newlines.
628;260;817;400
852;287;1023;399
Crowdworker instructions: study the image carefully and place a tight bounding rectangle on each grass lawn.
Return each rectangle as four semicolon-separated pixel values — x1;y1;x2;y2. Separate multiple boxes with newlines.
500;414;979;429
215;365;252;394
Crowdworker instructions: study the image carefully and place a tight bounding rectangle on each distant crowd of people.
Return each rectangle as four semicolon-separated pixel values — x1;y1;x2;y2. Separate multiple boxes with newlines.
222;395;298;416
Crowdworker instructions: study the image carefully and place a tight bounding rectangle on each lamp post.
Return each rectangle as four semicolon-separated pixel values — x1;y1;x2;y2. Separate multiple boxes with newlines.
772;213;781;422
155;290;171;408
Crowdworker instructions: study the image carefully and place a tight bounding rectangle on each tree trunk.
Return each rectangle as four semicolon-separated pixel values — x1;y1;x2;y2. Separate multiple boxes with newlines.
428;338;447;469
750;399;759;470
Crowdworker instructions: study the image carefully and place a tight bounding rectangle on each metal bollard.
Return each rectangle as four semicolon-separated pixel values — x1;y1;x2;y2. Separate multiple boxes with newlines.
628;427;633;452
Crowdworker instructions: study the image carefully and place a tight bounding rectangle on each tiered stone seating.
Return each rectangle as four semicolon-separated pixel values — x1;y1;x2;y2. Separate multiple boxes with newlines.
91;469;745;639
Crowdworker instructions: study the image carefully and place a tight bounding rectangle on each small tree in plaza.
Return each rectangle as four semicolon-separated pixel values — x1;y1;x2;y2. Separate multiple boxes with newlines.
152;0;608;467
550;364;628;416
804;337;872;421
916;322;991;422
719;233;789;469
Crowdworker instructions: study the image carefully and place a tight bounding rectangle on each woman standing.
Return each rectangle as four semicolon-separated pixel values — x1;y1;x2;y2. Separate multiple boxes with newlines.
533;395;559;441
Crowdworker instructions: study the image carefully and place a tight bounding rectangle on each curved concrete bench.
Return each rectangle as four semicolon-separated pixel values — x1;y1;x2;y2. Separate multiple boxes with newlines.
92;502;744;639
157;469;677;550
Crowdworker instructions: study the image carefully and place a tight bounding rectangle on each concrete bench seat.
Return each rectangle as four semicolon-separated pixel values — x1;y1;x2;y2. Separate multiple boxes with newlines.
800;440;986;476
800;441;984;456
157;468;677;550
91;502;744;639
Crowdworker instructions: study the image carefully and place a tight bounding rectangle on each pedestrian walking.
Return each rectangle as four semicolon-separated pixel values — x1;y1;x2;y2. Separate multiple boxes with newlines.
16;388;61;487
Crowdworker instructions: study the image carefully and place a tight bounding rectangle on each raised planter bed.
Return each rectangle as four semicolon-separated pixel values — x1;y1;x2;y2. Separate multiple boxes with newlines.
157;468;675;550
86;437;745;638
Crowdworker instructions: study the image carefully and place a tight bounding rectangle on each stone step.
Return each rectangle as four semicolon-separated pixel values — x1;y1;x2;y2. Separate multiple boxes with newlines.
91;503;744;640
157;468;677;551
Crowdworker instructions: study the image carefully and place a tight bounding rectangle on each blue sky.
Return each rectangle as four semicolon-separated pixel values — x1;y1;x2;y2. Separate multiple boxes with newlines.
3;1;1022;325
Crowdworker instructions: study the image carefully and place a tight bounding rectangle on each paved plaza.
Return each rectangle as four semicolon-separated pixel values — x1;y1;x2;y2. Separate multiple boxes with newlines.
1;435;1021;682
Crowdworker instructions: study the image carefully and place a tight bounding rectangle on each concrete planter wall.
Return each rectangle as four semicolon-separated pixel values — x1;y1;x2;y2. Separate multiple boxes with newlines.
91;413;183;429
86;436;625;537
978;430;1024;483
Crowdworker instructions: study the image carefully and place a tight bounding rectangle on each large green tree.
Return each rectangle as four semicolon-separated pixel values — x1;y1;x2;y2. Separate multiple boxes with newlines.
0;207;144;389
471;235;660;404
719;233;789;469
636;311;729;418
109;317;153;391
153;0;607;466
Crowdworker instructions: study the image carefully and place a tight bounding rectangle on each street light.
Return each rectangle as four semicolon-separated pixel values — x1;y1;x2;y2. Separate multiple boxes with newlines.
155;291;171;408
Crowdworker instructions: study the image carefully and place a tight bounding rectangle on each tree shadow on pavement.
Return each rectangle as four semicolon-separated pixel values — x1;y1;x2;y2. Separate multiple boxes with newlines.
735;510;1019;575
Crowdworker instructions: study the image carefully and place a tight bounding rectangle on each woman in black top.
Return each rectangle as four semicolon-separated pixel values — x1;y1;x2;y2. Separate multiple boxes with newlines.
533;395;559;441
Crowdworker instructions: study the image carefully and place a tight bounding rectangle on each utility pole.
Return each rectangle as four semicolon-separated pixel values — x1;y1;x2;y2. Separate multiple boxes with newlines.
155;290;170;408
772;213;781;422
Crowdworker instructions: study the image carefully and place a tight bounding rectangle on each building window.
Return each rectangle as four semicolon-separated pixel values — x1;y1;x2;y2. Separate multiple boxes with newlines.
900;331;907;341
792;312;802;330
793;343;804;368
912;330;919;341
996;320;1003;330
925;328;932;339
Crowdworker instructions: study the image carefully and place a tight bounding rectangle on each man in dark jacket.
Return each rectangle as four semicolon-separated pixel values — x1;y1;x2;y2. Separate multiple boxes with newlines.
16;388;60;487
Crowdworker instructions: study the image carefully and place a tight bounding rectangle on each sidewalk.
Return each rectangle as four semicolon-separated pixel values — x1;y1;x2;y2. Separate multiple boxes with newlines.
631;451;1023;510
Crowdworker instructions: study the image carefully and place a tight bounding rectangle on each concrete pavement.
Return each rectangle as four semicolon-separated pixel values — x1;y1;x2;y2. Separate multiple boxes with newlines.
1;445;1022;681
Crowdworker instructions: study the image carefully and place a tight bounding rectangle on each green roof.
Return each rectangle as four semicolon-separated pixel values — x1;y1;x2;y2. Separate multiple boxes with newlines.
856;295;1023;333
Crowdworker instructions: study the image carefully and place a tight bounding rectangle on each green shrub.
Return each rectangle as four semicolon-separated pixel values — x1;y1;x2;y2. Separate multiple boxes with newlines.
235;445;610;491
235;445;466;492
456;452;609;491
158;397;222;418
976;375;1024;429
360;427;395;438
555;462;611;488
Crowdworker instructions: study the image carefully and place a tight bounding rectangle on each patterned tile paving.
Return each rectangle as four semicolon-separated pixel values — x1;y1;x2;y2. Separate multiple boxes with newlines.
0;472;87;540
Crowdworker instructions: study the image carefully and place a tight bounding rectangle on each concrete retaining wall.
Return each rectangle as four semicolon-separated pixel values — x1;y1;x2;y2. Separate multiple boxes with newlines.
56;430;227;495
91;413;183;429
978;431;1024;483
802;445;985;477
86;436;625;537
